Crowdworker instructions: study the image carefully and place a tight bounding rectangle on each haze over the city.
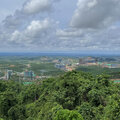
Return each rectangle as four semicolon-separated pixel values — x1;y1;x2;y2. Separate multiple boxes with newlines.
0;0;120;53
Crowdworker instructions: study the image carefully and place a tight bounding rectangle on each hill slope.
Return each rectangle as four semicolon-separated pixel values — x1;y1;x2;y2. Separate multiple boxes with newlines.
0;71;120;120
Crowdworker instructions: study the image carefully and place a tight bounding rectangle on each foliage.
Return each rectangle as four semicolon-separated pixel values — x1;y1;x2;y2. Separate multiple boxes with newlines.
54;109;83;120
0;71;120;120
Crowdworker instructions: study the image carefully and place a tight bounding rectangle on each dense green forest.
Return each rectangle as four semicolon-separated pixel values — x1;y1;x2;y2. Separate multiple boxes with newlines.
76;66;120;78
0;71;120;120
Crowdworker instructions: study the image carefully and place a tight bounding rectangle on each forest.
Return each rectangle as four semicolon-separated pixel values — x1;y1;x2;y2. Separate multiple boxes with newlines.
0;71;120;120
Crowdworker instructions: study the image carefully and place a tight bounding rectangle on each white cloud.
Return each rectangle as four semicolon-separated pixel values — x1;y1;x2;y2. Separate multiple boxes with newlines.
11;30;21;42
23;0;60;14
25;19;51;37
1;0;120;52
70;0;120;29
56;28;83;38
23;0;51;14
9;18;57;47
0;0;61;51
2;0;60;32
56;24;120;51
53;0;120;51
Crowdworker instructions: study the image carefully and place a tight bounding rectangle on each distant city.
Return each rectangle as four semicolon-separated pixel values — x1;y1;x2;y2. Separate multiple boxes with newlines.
0;55;120;84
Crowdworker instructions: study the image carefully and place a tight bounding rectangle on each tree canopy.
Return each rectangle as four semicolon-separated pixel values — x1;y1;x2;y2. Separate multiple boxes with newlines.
0;71;120;120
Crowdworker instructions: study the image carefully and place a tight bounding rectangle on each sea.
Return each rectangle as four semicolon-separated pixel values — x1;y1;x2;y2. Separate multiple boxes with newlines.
0;52;120;57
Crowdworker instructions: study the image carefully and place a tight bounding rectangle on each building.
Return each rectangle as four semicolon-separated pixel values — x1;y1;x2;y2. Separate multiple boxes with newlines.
6;70;13;80
55;64;66;70
24;71;34;80
79;58;86;65
79;57;98;66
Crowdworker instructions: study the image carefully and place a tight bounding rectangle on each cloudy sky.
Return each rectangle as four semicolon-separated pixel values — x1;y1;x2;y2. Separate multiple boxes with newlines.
0;0;120;53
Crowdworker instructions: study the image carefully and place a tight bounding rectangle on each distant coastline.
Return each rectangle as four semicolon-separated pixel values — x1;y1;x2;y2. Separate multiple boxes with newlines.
0;52;120;57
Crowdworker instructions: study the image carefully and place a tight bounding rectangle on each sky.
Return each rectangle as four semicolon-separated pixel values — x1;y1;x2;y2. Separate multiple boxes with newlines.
0;0;120;53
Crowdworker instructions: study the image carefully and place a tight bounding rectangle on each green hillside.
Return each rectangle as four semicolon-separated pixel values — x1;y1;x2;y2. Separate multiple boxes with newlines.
0;71;120;120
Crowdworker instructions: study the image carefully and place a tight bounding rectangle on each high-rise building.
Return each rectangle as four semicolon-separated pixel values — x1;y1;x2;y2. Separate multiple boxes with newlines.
24;71;34;80
6;70;12;80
